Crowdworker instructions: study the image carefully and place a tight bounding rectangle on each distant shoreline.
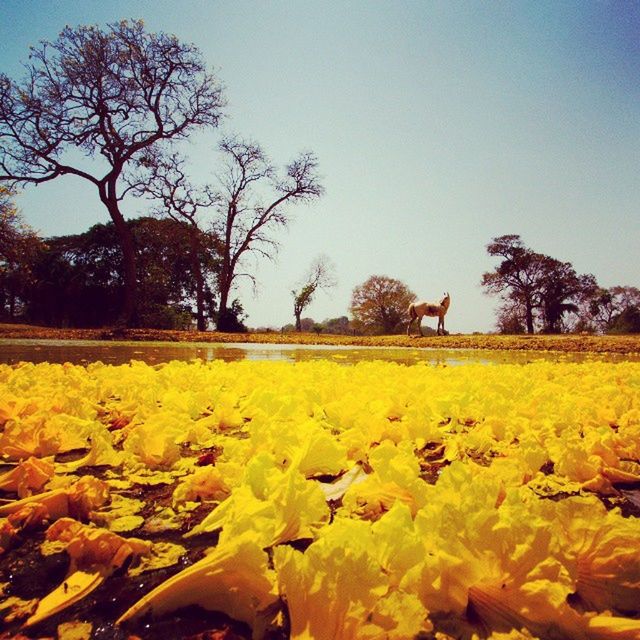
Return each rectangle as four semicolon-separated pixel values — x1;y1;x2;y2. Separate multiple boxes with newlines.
1;324;639;355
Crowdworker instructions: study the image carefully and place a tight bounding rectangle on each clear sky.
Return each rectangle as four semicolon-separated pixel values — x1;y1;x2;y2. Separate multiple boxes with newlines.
1;1;638;332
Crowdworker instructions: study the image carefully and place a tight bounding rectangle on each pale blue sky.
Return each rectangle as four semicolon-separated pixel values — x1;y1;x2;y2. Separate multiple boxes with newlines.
1;1;638;332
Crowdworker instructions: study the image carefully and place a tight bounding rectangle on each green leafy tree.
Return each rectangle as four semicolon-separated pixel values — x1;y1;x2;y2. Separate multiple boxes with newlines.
350;275;415;335
25;217;219;328
538;257;587;333
321;316;352;335
482;235;593;334
577;285;640;333
495;301;526;335
216;298;248;333
0;20;224;325
609;306;640;334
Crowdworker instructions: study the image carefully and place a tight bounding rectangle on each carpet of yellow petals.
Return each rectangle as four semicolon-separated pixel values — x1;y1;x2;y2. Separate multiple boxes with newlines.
1;358;640;639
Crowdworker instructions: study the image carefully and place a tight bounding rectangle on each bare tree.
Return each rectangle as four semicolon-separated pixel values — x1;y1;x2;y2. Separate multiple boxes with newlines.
214;136;323;331
131;150;219;330
0;20;224;325
291;255;337;331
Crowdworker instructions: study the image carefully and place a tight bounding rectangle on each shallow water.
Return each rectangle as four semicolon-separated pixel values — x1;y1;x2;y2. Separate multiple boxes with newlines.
1;338;637;366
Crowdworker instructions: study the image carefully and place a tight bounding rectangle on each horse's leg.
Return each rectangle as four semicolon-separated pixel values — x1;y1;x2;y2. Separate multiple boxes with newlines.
407;316;413;336
437;315;443;335
418;314;424;337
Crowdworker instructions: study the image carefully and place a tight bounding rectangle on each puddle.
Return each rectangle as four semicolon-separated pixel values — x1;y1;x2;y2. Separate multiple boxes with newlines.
1;338;637;367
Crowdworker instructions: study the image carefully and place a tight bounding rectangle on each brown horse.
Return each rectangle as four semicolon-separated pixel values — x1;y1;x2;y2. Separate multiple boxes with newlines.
407;292;450;336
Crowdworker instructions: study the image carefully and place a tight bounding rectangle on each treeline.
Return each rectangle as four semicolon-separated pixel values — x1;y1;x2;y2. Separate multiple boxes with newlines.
280;316;355;335
0;203;245;330
3;189;638;335
285;244;640;336
280;315;435;337
482;235;640;334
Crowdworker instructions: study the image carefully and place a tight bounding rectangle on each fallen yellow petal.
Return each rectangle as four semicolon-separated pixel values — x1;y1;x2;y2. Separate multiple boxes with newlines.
24;570;104;628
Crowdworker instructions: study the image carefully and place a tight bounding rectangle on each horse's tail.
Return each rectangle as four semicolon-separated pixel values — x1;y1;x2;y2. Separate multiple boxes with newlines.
408;303;417;320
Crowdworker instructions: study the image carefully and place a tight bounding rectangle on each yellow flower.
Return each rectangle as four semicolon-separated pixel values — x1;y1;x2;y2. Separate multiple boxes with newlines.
118;533;277;639
274;519;387;640
546;496;640;613
341;440;428;519
122;414;183;469
172;465;231;505
188;452;329;546
0;456;54;497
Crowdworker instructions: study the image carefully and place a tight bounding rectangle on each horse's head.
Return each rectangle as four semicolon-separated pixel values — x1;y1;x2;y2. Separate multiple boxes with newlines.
441;292;451;308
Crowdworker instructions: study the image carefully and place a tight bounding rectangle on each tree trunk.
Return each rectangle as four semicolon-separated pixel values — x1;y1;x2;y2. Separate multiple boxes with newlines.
216;276;230;331
216;216;233;331
104;196;138;327
525;300;534;334
295;312;302;331
188;229;206;331
381;307;396;334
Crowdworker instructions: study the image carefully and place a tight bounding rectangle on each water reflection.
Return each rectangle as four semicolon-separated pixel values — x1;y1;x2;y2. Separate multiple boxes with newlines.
0;340;246;366
1;338;637;367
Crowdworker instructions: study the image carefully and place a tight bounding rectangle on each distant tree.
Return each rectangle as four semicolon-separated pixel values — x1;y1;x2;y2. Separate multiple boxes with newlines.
298;317;316;333
482;235;595;334
578;285;640;333
481;235;545;334
217;298;248;333
570;274;601;332
322;316;352;335
0;20;225;325
291;255;337;331
213;137;323;331
609;306;640;334
495;302;526;335
350;275;415;335
0;187;43;320
134;217;220;328
24;243;76;327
